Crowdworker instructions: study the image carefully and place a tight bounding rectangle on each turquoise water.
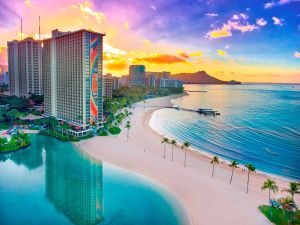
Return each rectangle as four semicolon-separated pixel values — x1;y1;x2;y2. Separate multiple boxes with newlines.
0;135;187;225
150;84;300;180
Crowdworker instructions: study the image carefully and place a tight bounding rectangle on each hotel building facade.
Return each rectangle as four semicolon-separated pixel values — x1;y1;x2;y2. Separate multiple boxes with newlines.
42;29;105;135
129;65;146;86
7;37;42;97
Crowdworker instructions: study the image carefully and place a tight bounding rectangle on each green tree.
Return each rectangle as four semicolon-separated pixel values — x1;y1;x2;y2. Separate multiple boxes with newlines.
261;179;278;202
211;156;219;178
161;137;169;159
245;164;256;193
170;139;177;162
282;182;300;201
181;141;191;167
0;137;7;147
7;109;20;127
229;160;239;184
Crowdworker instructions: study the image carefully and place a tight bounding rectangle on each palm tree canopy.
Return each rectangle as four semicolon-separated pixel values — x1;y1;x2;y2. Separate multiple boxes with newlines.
245;164;256;172
211;156;219;164
229;160;239;168
171;139;177;145
161;137;169;144
261;179;278;193
282;182;300;195
183;141;190;148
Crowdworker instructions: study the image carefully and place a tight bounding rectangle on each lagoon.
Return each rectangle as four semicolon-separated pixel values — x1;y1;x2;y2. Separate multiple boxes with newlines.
0;135;186;225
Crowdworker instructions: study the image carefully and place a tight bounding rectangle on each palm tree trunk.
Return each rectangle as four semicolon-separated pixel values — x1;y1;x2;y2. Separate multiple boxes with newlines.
269;189;271;202
230;167;234;184
171;145;174;162
212;164;215;178
184;149;187;167
247;171;250;193
163;143;166;159
127;129;129;141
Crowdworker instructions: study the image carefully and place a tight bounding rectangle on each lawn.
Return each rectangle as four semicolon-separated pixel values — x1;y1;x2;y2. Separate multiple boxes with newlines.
259;205;300;225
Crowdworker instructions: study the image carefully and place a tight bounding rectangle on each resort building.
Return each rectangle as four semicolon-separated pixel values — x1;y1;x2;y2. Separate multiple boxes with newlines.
103;74;113;99
129;65;146;86
42;29;105;135
159;78;183;88
7;37;42;97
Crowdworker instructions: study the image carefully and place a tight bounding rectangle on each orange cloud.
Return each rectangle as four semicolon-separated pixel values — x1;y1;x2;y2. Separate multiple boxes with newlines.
133;54;186;64
207;24;232;39
179;52;190;59
190;51;203;57
105;59;128;71
217;50;227;56
294;51;300;58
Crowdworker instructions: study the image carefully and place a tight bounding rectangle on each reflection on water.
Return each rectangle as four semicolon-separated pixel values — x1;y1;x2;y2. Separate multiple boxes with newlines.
45;140;104;225
0;135;185;225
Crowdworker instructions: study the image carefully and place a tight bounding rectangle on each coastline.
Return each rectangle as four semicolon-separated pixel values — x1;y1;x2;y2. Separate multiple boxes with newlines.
77;94;299;225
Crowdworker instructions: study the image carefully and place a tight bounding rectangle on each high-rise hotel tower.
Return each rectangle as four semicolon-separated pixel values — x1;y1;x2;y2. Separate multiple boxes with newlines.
7;37;42;97
42;29;105;135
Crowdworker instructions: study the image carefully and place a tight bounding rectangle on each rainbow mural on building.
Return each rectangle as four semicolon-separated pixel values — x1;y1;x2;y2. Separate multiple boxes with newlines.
90;33;99;125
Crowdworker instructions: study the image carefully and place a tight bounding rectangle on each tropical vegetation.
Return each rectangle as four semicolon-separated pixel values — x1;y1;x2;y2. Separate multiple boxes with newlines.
161;137;169;159
0;131;30;152
245;164;256;193
210;156;219;178
229;160;239;184
181;141;190;167
261;179;278;202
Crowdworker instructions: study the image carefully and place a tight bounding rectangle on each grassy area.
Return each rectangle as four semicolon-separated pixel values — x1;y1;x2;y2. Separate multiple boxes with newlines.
0;123;9;130
98;131;109;136
259;205;300;225
0;133;31;153
108;126;121;135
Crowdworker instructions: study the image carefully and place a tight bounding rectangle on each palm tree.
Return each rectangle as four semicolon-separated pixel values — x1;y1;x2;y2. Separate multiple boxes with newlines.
181;141;190;167
170;139;177;162
161;137;169;159
282;182;300;201
125;120;131;141
279;196;297;224
7;109;20;127
261;179;278;202
211;156;219;178
229;160;239;184
61;122;70;139
245;164;256;193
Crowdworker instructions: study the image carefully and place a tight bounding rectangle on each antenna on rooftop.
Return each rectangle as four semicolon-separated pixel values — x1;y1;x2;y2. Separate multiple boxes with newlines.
21;18;23;40
39;16;41;41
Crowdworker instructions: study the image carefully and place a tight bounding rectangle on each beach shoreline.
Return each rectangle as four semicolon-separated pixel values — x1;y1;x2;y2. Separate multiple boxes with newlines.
77;94;299;225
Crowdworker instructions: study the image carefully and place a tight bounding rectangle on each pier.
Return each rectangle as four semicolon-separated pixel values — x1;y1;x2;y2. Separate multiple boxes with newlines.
168;107;220;116
146;105;220;116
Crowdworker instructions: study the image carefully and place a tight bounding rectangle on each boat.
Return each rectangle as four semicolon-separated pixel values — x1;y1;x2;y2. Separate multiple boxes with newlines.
264;147;278;156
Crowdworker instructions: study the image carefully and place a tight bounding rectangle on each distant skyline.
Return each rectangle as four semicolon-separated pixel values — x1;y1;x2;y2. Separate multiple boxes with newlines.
0;0;300;83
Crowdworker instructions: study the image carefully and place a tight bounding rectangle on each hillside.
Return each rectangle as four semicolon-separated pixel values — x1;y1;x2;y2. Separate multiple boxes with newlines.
171;71;228;84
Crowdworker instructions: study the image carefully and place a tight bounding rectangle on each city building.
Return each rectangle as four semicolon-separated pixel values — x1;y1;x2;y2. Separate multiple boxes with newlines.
112;76;119;90
119;75;129;87
103;74;112;100
159;78;183;88
145;71;171;87
129;65;146;86
42;29;105;135
0;65;9;85
7;37;42;97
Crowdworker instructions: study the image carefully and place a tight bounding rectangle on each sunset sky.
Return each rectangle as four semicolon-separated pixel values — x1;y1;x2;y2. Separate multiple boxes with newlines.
0;0;299;83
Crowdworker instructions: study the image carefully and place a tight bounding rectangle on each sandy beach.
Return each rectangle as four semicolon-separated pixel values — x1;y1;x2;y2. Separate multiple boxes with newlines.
78;94;299;225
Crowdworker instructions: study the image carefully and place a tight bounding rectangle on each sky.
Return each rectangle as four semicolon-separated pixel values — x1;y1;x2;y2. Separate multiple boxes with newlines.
0;0;300;83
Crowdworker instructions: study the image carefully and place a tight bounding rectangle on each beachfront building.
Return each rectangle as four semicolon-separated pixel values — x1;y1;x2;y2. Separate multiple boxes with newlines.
159;78;183;88
42;29;105;136
129;65;146;86
7;37;42;97
103;74;113;99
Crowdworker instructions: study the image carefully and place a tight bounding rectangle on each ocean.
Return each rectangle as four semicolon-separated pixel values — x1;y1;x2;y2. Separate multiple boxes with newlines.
150;84;300;180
